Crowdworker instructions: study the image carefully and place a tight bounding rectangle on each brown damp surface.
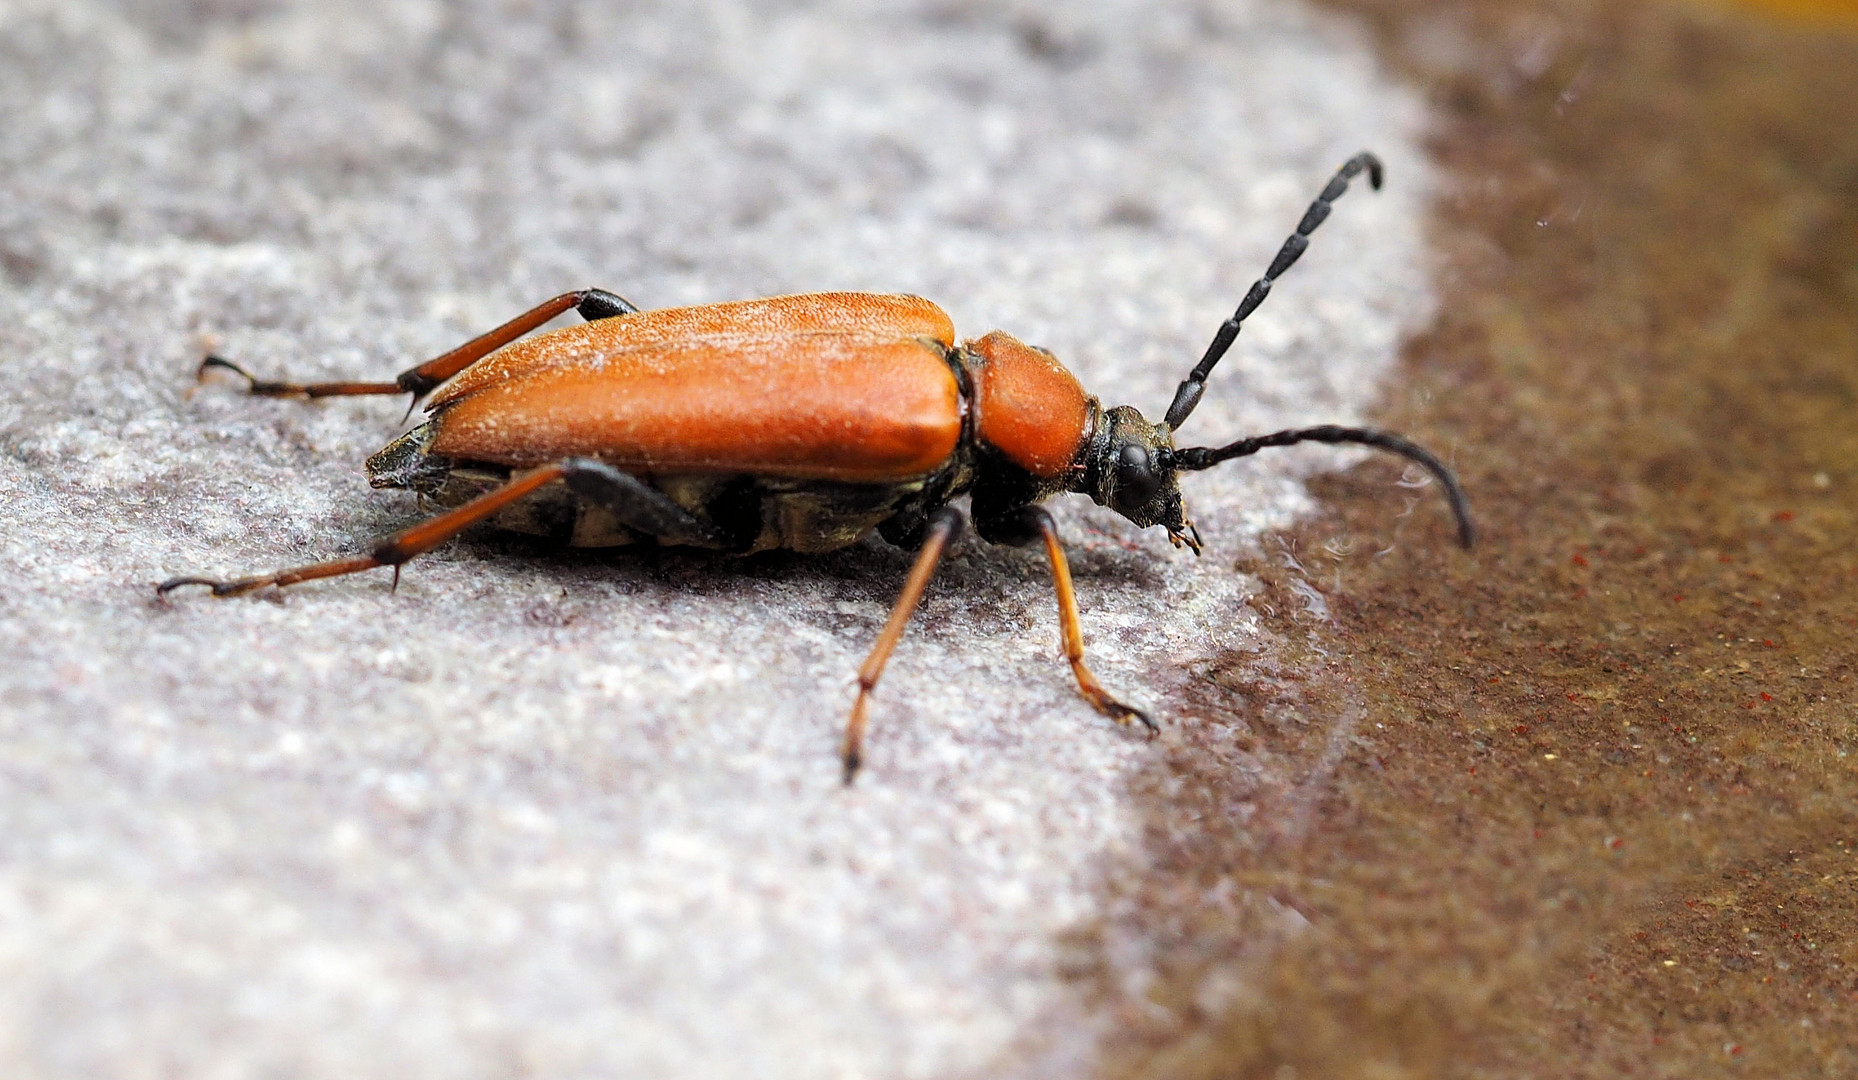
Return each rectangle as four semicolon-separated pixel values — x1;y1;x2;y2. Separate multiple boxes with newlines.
1087;1;1858;1077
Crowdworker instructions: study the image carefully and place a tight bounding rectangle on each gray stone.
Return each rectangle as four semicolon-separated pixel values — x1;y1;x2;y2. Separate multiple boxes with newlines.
0;1;1433;1076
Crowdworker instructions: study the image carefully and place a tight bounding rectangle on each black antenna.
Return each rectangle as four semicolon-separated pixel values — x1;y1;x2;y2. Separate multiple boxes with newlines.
1163;152;1384;430
1172;424;1475;548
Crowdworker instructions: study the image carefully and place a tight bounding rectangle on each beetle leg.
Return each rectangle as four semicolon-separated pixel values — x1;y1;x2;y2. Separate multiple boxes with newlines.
842;506;963;785
1025;507;1156;734
195;354;403;399
558;458;734;548
197;288;640;401
157;462;574;597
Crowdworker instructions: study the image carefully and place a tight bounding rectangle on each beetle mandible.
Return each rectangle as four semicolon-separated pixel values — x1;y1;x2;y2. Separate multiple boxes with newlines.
160;151;1473;782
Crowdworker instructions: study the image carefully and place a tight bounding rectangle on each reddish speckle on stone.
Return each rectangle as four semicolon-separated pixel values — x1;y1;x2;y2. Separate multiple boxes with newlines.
1763;639;1775;647
1609;837;1624;849
1673;594;1686;603
1514;724;1531;734
1772;510;1794;522
1572;553;1589;567
1760;692;1772;702
1730;1044;1744;1056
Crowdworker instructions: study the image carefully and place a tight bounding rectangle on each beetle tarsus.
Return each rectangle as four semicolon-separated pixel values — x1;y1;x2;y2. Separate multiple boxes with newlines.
1023;507;1165;734
197;353;403;400
1080;678;1157;736
156;573;273;597
156;575;219;595
198;355;287;396
841;696;869;786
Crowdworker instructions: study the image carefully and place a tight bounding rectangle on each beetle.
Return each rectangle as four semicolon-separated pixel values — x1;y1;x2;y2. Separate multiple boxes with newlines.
160;151;1472;782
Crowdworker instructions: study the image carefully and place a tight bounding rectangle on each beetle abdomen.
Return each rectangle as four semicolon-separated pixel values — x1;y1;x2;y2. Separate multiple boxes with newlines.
964;330;1092;480
428;332;963;483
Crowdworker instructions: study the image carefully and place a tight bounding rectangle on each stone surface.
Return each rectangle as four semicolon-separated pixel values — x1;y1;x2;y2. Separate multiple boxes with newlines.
1097;2;1858;1076
0;1;1432;1076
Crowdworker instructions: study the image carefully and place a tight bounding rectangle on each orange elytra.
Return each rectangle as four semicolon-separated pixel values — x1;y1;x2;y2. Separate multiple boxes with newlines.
161;151;1473;783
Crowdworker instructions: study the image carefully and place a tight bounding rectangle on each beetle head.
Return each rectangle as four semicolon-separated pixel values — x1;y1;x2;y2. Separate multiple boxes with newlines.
1084;405;1201;553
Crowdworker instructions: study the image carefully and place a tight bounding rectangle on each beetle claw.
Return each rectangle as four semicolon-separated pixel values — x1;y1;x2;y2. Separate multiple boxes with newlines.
156;576;214;595
198;355;295;397
1086;688;1157;736
157;574;273;598
1122;703;1160;737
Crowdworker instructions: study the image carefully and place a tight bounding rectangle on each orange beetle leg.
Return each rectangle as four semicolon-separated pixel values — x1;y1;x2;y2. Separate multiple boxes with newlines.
196;288;638;402
157;462;572;597
842;506;963;785
1030;508;1155;734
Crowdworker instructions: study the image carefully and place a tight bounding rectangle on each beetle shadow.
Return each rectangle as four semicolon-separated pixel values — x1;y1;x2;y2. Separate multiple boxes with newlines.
450;511;1173;617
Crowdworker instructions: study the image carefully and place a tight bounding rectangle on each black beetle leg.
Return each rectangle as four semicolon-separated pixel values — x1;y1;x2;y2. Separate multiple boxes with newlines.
558;459;733;548
842;506;964;785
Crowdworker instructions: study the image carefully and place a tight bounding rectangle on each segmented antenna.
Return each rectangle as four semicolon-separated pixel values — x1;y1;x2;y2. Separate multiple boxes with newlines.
1163;152;1383;430
1172;424;1475;548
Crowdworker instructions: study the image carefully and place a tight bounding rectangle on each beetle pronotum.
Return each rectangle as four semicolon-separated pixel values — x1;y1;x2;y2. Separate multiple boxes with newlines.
162;151;1472;782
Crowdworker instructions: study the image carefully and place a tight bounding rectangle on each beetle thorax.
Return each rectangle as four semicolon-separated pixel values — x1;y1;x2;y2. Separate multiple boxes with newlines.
962;330;1093;482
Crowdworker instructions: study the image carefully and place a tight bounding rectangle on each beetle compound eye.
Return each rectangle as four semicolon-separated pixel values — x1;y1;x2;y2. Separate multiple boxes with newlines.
1113;443;1161;510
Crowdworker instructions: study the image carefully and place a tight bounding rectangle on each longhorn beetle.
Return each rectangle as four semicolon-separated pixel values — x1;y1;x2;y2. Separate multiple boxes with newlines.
161;152;1473;783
